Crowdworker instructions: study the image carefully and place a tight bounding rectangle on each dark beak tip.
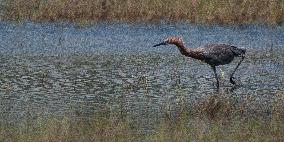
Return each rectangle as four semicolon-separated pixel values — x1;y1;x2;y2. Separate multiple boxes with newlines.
153;42;166;47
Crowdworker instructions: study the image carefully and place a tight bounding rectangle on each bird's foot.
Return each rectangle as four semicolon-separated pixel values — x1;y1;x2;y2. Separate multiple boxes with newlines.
216;83;219;89
230;76;236;85
212;81;219;90
214;82;219;90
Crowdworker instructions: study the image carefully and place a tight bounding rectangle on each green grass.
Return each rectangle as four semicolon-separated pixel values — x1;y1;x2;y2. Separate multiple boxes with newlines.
1;0;284;25
1;111;283;142
1;93;284;142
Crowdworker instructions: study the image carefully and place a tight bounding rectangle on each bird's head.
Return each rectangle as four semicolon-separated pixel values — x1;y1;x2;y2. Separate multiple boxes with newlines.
153;37;183;47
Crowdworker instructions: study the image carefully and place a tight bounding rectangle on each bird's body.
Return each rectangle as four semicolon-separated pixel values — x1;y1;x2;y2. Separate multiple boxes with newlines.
153;37;246;89
199;44;245;66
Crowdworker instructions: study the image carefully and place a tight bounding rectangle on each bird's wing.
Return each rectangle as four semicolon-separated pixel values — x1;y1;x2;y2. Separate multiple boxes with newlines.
202;44;232;55
201;44;235;65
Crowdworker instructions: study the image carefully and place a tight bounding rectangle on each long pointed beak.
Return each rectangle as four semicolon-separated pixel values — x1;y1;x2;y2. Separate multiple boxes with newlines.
153;42;167;47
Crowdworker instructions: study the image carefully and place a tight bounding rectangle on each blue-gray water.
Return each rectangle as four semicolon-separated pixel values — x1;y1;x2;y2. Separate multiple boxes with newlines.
0;22;283;125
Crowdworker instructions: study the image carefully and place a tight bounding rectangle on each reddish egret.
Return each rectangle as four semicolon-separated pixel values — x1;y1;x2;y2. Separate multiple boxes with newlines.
153;37;246;89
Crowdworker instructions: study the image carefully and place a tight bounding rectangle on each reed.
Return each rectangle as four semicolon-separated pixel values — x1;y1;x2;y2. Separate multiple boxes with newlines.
1;93;283;142
1;0;284;24
1;111;283;142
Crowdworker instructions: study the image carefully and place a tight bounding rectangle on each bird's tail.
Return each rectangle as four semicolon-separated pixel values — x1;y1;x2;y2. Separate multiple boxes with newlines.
230;46;246;57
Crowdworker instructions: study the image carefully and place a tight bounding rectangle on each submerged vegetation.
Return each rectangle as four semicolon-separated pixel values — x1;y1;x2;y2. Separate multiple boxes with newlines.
1;0;284;24
1;93;284;142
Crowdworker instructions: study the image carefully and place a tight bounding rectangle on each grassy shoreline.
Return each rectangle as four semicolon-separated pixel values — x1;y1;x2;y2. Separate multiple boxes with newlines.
1;93;284;142
1;0;284;25
1;110;283;142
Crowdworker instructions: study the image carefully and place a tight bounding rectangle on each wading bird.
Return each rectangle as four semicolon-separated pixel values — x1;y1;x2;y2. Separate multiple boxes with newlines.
153;37;246;89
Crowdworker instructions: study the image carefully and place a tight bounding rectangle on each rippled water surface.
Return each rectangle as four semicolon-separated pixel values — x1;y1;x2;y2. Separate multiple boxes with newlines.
0;22;283;124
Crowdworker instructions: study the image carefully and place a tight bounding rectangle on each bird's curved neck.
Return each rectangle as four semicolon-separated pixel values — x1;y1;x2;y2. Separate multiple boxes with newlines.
174;43;204;60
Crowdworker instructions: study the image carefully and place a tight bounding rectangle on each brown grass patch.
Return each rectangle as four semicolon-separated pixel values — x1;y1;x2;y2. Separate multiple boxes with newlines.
1;0;284;24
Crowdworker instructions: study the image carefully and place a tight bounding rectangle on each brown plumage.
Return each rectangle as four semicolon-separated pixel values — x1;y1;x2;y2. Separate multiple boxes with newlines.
153;36;246;89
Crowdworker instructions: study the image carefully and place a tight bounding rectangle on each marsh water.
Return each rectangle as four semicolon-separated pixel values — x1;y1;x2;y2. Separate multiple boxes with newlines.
0;22;283;126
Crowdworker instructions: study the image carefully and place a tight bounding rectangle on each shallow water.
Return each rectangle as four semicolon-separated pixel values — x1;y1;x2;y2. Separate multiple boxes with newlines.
0;22;283;125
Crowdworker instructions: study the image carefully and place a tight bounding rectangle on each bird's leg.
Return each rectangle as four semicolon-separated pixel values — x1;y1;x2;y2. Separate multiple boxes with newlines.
211;66;219;89
220;65;225;79
230;55;245;84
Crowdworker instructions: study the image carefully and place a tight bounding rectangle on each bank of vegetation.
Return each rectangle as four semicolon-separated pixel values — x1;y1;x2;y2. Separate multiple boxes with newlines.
1;0;284;25
1;94;284;142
